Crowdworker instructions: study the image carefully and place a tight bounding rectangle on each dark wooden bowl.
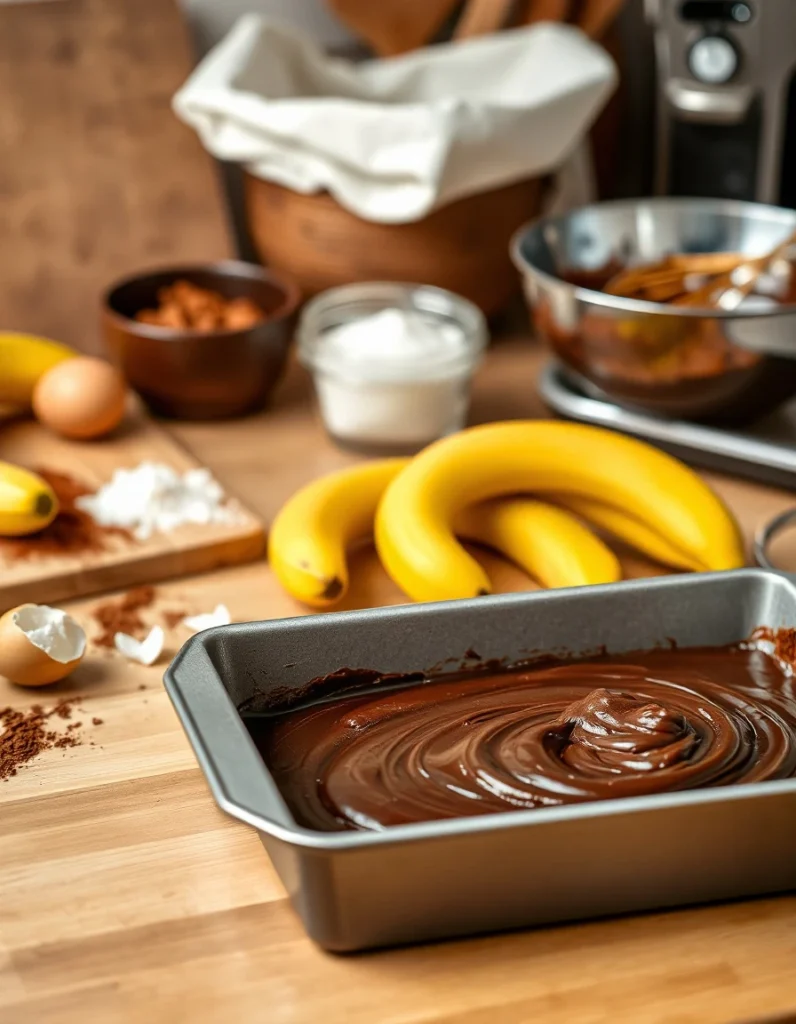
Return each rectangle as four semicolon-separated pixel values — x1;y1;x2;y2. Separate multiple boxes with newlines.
244;176;543;315
102;261;301;420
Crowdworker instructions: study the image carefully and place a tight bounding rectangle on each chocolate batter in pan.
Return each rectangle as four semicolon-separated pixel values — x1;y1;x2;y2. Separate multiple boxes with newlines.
247;645;796;832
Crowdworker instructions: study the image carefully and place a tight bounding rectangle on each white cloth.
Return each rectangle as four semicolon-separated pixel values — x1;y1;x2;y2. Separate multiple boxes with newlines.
174;15;616;224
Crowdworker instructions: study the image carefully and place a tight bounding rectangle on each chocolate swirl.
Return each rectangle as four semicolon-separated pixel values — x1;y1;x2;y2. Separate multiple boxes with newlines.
555;689;702;773
254;646;796;832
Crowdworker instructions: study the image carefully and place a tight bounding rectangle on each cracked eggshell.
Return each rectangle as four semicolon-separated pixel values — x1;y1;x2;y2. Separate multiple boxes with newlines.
0;604;86;687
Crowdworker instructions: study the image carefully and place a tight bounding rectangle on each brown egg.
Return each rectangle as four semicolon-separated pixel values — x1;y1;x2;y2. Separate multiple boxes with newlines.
0;604;86;687
33;357;128;440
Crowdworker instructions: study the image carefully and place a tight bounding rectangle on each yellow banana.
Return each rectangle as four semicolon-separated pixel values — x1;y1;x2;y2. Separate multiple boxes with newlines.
457;498;621;589
0;332;75;407
375;421;744;602
0;463;59;536
268;459;408;607
552;494;702;572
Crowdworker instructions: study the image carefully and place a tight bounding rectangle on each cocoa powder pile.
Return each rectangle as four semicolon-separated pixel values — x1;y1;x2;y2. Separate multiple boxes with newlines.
0;468;131;561
90;586;189;647
92;586;157;648
0;698;86;780
163;610;187;630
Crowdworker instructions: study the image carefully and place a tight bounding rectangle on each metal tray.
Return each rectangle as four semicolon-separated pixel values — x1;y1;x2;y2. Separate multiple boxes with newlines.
164;569;796;952
539;361;796;490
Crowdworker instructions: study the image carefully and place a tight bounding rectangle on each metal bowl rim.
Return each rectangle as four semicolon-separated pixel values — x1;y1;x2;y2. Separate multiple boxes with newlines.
510;196;796;319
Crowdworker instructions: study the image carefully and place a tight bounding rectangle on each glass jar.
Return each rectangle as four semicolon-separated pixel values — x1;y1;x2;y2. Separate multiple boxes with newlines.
298;282;488;454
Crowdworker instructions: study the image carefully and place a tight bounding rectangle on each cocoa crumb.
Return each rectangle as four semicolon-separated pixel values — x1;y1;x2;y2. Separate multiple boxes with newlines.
0;698;99;780
53;735;78;750
53;701;74;720
92;586;157;648
163;610;188;630
92;717;103;726
138;684;147;691
0;469;131;561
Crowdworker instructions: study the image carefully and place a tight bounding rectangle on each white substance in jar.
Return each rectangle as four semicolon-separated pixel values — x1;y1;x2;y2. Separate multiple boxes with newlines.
308;308;477;449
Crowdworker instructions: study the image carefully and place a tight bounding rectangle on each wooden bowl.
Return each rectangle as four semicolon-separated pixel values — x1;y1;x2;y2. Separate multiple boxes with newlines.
103;261;301;420
244;176;543;315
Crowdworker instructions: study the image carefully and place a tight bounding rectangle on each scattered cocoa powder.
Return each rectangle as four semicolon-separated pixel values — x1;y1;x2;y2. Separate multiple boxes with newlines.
0;469;130;561
90;589;190;648
92;717;103;726
163;610;188;630
0;698;91;780
92;586;157;647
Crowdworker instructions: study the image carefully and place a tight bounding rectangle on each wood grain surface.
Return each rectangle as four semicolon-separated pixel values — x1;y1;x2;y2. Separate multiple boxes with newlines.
4;343;796;1024
0;405;264;607
1;2;796;1022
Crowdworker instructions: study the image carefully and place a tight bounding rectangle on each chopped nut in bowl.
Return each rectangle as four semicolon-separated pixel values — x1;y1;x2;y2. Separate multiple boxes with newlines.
103;262;301;420
135;279;266;333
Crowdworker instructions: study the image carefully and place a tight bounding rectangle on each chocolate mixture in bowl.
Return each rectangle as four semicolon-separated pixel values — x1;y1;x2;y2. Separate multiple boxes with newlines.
248;644;796;832
541;263;773;387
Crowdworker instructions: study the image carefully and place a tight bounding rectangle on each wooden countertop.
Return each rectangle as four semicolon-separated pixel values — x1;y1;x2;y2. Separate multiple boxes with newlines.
1;3;796;1022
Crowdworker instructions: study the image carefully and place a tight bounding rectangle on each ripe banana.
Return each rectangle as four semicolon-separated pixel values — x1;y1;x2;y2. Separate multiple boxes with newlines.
0;463;59;537
552;494;702;572
375;421;744;602
268;459;408;608
0;332;74;408
457;498;621;589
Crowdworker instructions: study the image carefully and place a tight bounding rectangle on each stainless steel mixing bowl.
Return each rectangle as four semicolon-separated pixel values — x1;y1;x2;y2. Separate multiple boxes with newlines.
511;198;796;423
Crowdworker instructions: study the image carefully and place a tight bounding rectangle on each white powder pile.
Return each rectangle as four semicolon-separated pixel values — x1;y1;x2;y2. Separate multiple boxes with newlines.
319;309;469;381
76;462;237;541
310;308;479;448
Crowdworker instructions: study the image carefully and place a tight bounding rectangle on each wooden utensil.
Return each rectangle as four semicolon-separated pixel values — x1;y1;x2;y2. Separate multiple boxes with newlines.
605;253;744;301
326;0;460;56
520;0;572;25
674;228;796;309
574;0;628;38
455;0;516;39
604;231;796;309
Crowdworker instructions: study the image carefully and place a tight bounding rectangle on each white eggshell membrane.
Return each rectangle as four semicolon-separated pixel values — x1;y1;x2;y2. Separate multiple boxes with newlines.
13;605;87;663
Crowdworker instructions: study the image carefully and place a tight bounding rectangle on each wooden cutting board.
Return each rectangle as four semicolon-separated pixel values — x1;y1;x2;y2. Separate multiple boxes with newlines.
0;406;265;608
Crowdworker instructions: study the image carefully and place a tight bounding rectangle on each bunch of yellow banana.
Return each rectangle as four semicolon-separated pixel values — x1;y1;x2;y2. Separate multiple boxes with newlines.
268;421;745;607
0;463;59;536
0;332;75;419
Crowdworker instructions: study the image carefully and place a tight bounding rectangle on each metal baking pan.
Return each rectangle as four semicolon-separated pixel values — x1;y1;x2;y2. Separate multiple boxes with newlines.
165;569;796;952
539;360;796;490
